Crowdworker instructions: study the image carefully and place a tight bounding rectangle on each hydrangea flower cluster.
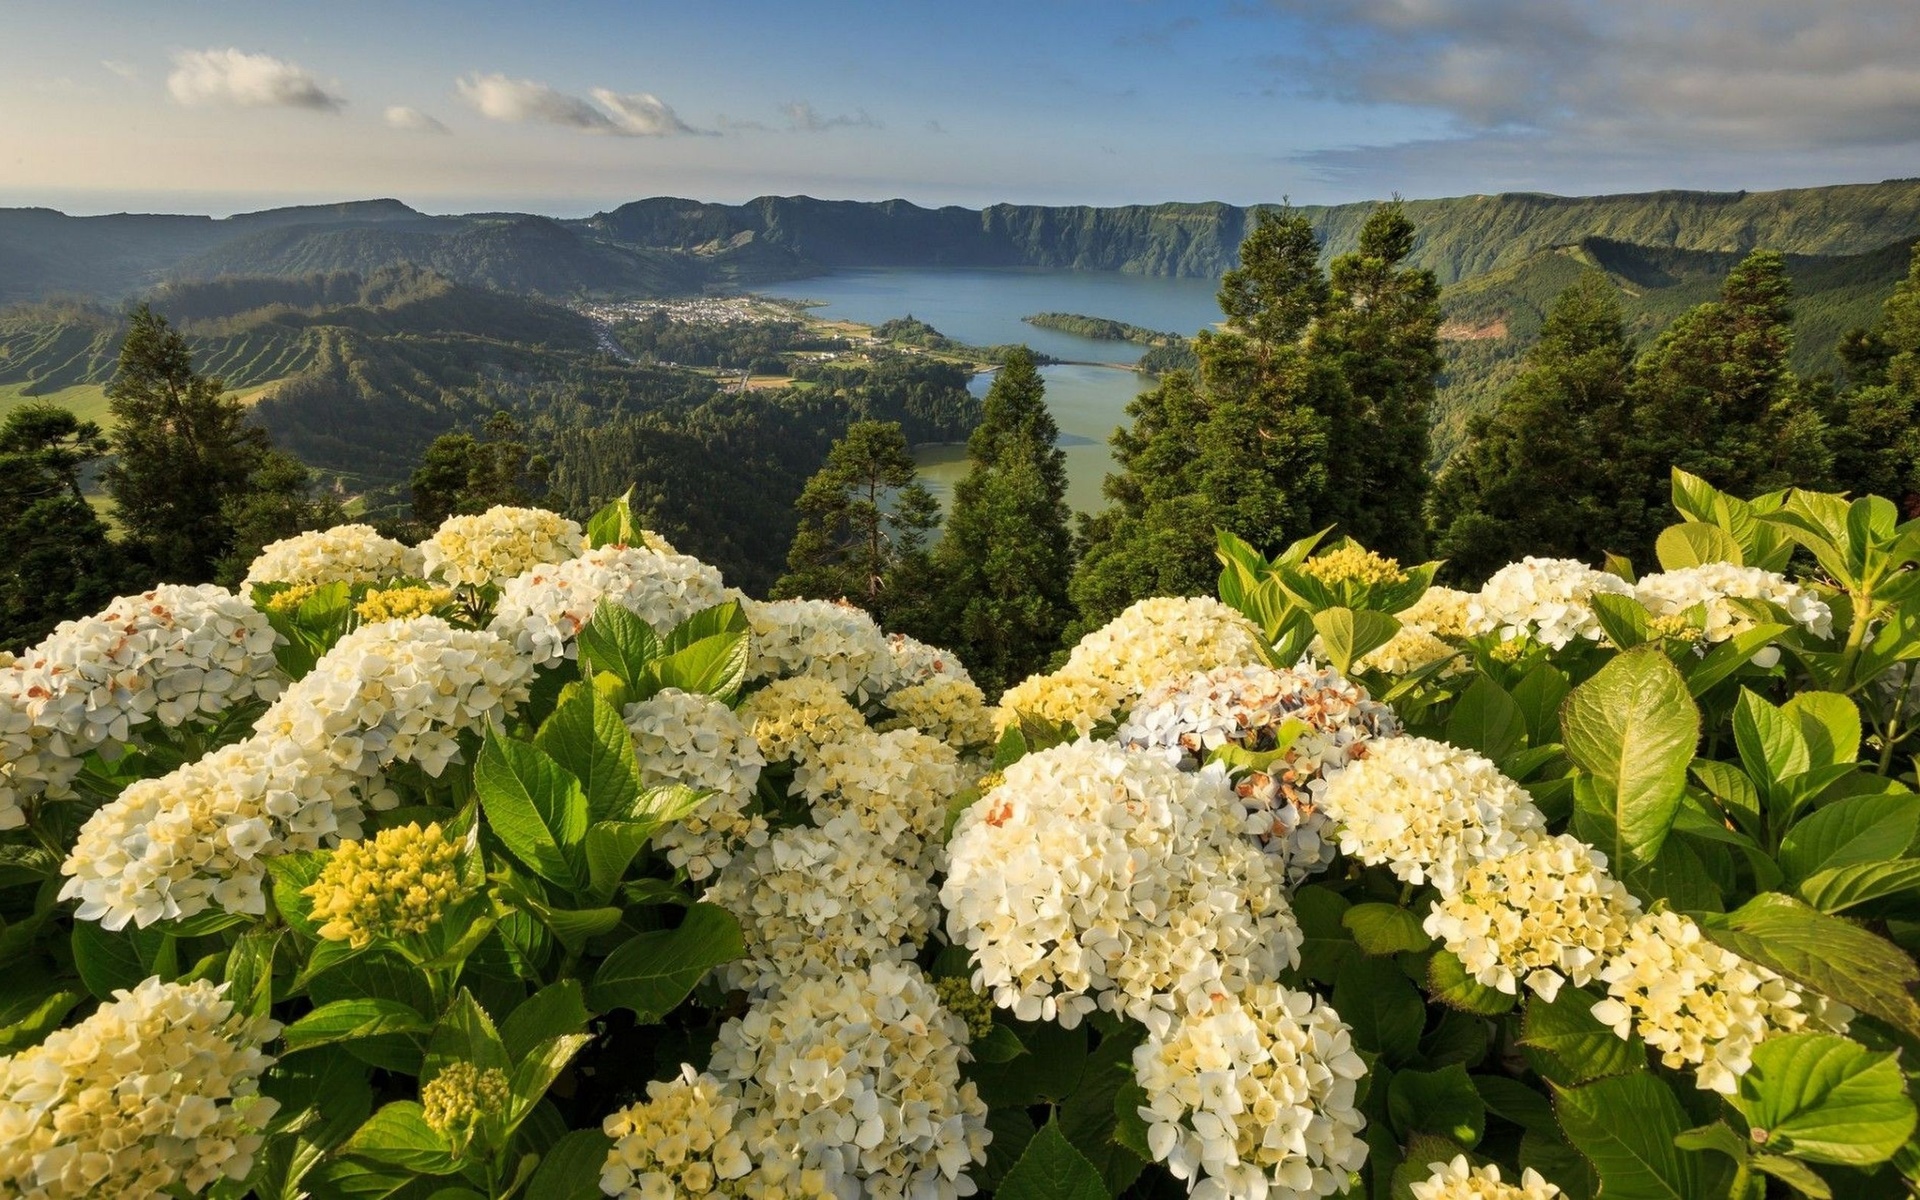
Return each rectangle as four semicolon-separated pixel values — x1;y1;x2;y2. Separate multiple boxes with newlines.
942;740;1300;1034
884;633;975;689
705;961;991;1200
59;737;363;929
626;688;768;881
1318;737;1546;893
797;727;959;869
421;1061;510;1143
878;677;996;751
0;978;280;1200
1;585;284;825
735;677;869;766
1119;664;1401;880
304;820;476;947
1422;834;1640;1001
704;814;937;995
256;617;534;778
418;506;586;588
353;585;454;623
243;523;421;588
1298;545;1408;588
1469;558;1636;650
490;544;731;664
1633;563;1834;642
600;1066;834;1200
1134;982;1369;1200
1410;1156;1564;1200
998;597;1267;734
1591;911;1849;1094
744;599;897;702
1356;585;1478;676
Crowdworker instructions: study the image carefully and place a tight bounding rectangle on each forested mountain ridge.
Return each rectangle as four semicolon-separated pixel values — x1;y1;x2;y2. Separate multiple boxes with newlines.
10;178;1920;305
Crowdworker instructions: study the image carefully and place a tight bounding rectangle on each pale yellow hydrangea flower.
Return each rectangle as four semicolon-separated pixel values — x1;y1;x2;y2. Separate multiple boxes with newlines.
600;1065;835;1200
1410;1155;1563;1200
1299;544;1408;588
419;506;586;588
305;821;476;947
354;585;454;623
245;523;421;588
422;1061;510;1142
736;677;869;766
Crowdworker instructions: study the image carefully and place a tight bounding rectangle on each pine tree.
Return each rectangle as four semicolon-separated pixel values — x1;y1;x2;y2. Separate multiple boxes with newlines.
217;450;347;585
1428;272;1647;580
1826;240;1920;513
104;305;275;581
932;349;1075;695
772;420;939;625
411;411;552;530
0;404;134;649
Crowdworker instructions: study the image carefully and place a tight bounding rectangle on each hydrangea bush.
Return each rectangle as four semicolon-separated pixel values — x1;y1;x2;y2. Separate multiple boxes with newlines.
0;472;1915;1200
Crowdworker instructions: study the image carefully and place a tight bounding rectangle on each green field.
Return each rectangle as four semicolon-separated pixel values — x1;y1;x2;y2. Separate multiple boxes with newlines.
0;381;114;427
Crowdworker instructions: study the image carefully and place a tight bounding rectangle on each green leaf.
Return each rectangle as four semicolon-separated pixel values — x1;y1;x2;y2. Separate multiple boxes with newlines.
1731;1033;1917;1166
502;981;591;1063
1781;693;1861;768
1590;592;1656;649
1446;676;1526;761
524;1129;614;1200
475;729;589;891
1429;949;1516;1015
283;999;434;1053
0;989;80;1054
969;1018;1089;1108
1751;1154;1833;1199
425;990;511;1084
509;1034;592;1125
1560;647;1701;872
1055;1022;1148;1194
1777;793;1920;884
1343;902;1435;956
585;488;639;550
1797;860;1920;913
1684;623;1792;697
1556;1072;1703;1200
1657;522;1743;570
1312;607;1401;676
1522;988;1644;1085
647;620;751;704
342;1101;460;1175
1476;1075;1558;1135
575;600;661;693
1389;1064;1486;1147
589;901;743;1021
583;821;658;906
995;1120;1108;1200
224;928;282;1019
1691;760;1765;838
1697;893;1920;1040
1734;689;1811;793
1511;663;1572;749
1335;956;1424;1065
534;684;642;824
70;919;172;1000
267;850;328;939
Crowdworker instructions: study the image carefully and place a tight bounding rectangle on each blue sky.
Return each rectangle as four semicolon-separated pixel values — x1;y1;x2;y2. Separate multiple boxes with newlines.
3;0;1918;215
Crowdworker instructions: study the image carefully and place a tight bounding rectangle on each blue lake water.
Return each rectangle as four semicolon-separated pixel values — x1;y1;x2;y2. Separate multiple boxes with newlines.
755;268;1223;513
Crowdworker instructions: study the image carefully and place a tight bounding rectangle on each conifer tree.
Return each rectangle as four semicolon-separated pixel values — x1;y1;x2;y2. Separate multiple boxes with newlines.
932;349;1074;695
773;420;938;625
411;411;552;529
1827;240;1920;513
105;305;279;581
0;404;134;649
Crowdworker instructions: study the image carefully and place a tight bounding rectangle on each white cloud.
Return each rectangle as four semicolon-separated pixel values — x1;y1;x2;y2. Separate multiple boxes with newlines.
782;101;881;132
385;105;450;134
457;72;706;136
167;48;345;111
100;59;139;82
591;88;704;136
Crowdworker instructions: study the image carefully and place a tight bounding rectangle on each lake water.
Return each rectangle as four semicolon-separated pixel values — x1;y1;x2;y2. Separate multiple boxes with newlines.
755;267;1223;513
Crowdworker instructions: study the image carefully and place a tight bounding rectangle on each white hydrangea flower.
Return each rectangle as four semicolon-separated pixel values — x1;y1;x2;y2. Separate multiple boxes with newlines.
1135;983;1369;1200
705;814;937;996
1318;737;1547;893
490;544;730;665
626;688;768;882
1423;834;1640;1002
1118;664;1402;882
59;736;367;930
600;1065;835;1200
736;677;870;767
1592;910;1852;1094
744;599;897;702
0;978;280;1200
418;506;586;588
256;617;535;778
877;677;996;752
1410;1156;1564;1200
1353;585;1478;676
707;961;991;1200
1;586;283;825
1634;563;1834;642
942;740;1301;1035
998;597;1267;734
884;632;976;690
1471;558;1635;649
800;728;959;871
243;523;421;588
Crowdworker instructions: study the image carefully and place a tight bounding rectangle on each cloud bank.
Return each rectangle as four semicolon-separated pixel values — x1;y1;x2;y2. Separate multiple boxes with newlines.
782;101;880;132
457;73;704;136
385;106;450;134
167;48;344;111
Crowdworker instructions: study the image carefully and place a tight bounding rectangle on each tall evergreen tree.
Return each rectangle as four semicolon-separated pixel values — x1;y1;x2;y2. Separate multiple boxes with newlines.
1428;272;1646;580
217;450;347;585
932;349;1075;695
0;404;134;649
104;305;275;581
1313;202;1442;559
1826;240;1920;513
411;411;552;529
772;420;939;626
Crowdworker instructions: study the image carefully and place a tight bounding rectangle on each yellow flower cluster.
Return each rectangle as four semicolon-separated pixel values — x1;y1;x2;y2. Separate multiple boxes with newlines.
1410;1156;1563;1200
600;1066;835;1200
1423;834;1639;1002
0;978;280;1199
1299;544;1408;587
418;507;586;588
736;677;868;765
354;585;454;623
422;1061;510;1140
304;821;475;948
934;977;996;1041
877;677;996;751
265;582;322;614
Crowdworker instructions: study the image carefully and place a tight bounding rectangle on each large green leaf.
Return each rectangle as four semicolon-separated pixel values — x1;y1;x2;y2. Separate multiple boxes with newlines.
575;600;661;694
995;1120;1108;1200
70;919;173;1000
501;981;591;1063
341;1102;460;1175
534;684;641;824
1388;1064;1485;1147
1446;677;1526;762
1343;903;1435;956
1797;860;1920;913
1055;1023;1148;1194
1555;1073;1703;1200
1429;949;1516;1016
1776;793;1920;884
1729;1033;1917;1167
1696;893;1920;1040
283;999;433;1053
1521;988;1644;1085
648;604;751;702
1335;956;1425;1065
1657;522;1743;571
1313;607;1401;676
1560;647;1701;872
589;902;743;1021
523;1129;614;1200
475;729;589;891
425;990;511;1085
1733;689;1811;794
585;489;640;550
1781;693;1861;768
